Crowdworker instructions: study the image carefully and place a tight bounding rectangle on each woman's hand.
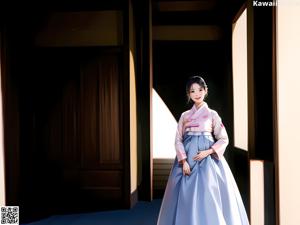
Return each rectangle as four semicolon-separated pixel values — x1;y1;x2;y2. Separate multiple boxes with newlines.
193;148;214;161
182;160;191;176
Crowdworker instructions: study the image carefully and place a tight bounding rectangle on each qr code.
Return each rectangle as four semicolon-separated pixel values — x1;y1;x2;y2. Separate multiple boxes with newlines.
0;206;19;225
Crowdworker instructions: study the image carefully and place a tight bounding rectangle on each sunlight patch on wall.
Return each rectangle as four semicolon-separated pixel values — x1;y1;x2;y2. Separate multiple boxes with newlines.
129;0;137;194
152;89;177;159
250;160;265;224
232;8;248;151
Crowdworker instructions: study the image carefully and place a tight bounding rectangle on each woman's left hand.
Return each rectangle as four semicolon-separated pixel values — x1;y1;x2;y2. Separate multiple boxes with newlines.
193;149;213;161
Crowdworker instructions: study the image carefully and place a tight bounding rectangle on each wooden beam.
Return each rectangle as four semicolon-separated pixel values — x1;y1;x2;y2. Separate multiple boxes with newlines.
157;0;217;12
153;25;222;40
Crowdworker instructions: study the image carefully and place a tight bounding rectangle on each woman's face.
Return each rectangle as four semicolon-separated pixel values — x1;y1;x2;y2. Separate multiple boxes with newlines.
189;83;207;104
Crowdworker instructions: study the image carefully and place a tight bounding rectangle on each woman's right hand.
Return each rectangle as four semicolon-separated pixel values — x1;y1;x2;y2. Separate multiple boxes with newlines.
182;160;191;176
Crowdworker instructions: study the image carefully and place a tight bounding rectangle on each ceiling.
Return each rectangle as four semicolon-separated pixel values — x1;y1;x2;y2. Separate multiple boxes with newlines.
152;0;246;26
0;0;246;39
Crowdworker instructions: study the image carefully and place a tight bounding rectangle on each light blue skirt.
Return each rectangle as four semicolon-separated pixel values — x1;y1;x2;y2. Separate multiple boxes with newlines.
156;132;249;225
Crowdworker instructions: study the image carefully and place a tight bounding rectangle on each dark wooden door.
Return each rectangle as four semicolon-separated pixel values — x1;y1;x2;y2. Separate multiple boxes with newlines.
20;48;126;220
77;51;124;205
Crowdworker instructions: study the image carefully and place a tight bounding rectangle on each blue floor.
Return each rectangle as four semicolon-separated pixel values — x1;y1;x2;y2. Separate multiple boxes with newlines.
23;199;162;225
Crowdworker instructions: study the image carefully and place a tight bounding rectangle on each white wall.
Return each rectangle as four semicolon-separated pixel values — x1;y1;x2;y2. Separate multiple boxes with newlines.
277;1;300;224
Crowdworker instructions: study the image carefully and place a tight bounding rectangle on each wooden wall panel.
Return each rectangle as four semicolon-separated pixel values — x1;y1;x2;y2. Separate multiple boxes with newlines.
19;48;126;221
76;50;124;207
80;52;122;169
79;170;122;187
80;188;122;201
79;58;98;169
45;100;62;162
99;54;121;164
62;80;78;168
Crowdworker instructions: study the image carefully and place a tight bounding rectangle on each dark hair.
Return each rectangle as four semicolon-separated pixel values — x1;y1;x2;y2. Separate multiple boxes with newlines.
185;76;208;103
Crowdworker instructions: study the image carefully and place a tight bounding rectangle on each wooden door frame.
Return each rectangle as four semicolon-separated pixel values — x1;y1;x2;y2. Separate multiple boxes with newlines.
272;6;279;225
247;2;277;224
134;0;153;201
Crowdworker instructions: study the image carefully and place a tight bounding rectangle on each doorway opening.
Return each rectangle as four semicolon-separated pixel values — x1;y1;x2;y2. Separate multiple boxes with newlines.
152;88;177;196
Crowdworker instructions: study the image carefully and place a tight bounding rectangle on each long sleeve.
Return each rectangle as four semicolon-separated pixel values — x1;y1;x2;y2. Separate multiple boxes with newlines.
175;113;187;162
211;111;229;160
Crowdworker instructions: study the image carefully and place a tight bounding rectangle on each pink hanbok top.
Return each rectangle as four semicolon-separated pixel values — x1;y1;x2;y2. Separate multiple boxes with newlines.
175;102;229;161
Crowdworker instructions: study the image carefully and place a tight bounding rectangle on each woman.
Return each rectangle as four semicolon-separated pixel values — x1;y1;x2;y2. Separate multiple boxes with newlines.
156;76;249;225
